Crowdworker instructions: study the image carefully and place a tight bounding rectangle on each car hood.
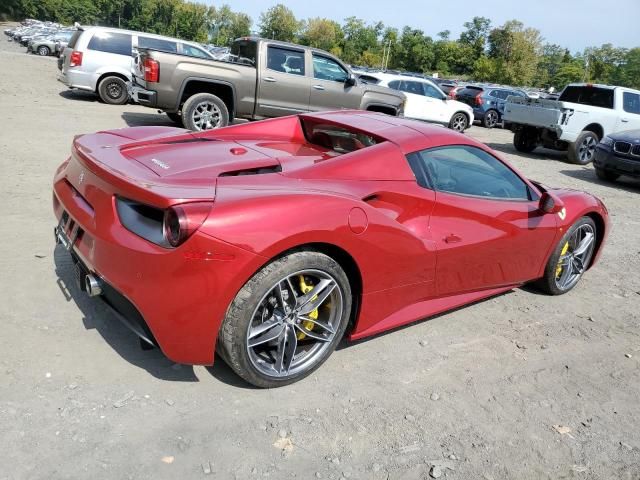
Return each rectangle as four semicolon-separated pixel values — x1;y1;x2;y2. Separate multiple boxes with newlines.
608;129;640;142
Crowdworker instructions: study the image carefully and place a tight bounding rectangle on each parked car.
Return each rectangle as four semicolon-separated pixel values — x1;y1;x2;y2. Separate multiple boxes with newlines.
58;26;214;105
129;37;405;130
456;85;527;128
28;30;75;56
365;72;473;132
504;83;640;164
52;111;609;387
593;130;640;182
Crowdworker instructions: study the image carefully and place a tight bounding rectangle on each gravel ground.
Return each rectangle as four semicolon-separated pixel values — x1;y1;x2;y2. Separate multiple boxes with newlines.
1;27;639;480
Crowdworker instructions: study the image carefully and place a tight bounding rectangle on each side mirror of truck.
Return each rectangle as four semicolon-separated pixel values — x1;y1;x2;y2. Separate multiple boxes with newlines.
345;74;356;87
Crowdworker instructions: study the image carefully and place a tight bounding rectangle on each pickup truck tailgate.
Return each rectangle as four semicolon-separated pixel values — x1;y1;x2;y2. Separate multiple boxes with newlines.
503;97;565;128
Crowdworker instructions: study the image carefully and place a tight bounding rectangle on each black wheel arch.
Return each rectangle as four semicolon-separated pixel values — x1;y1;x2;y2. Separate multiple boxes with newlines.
95;72;129;94
177;77;236;119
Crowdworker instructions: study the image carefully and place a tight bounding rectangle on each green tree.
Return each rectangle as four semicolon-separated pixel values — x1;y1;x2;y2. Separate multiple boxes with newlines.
299;17;342;52
258;4;300;42
584;44;628;84
488;20;542;85
459;16;491;57
552;59;585;89
611;48;640;89
207;4;251;45
393;26;434;73
340;16;383;65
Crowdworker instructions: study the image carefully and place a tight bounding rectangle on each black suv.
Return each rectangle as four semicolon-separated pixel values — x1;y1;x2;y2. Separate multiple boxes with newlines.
594;130;640;183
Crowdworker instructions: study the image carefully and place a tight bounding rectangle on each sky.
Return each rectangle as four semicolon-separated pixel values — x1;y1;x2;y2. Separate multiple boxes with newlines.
205;0;640;53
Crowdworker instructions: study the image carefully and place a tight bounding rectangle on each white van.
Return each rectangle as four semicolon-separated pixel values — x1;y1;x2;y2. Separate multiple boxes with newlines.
58;26;213;104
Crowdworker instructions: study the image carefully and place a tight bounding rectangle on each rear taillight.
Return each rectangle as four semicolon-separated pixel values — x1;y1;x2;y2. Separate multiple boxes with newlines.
475;92;483;106
69;50;82;67
163;202;213;247
143;58;159;83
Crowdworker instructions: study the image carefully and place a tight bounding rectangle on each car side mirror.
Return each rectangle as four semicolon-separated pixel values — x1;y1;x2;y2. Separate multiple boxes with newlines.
345;74;356;87
539;192;565;214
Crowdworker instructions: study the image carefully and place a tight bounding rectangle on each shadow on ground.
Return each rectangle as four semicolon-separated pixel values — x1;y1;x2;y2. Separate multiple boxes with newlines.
560;168;640;193
121;111;176;127
58;89;100;103
53;244;199;382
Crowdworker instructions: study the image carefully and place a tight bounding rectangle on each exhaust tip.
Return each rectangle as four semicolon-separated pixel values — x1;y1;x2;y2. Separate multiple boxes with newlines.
84;274;102;297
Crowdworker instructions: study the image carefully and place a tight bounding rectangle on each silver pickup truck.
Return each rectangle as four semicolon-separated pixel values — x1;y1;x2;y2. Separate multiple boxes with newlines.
129;37;406;131
504;83;640;164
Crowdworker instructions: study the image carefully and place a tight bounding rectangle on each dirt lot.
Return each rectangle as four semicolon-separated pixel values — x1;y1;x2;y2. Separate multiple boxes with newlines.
1;28;639;480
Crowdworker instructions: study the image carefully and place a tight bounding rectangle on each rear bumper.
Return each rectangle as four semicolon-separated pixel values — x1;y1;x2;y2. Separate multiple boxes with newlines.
128;82;158;107
594;145;640;178
52;161;265;365
57;69;95;91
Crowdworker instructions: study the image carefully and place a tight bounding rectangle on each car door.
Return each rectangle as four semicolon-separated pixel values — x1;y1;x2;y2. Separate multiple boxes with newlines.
308;54;361;111
617;90;640;131
256;44;311;117
421;81;449;122
395;80;436;122
407;145;558;296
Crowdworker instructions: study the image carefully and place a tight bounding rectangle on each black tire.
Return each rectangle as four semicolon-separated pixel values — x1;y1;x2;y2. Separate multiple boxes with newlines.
218;251;352;388
37;45;50;56
448;112;469;132
568;131;599;165
536;216;597;296
514;128;538;153
165;112;183;127
483;109;499;128
97;76;128;105
595;167;620;182
181;92;229;131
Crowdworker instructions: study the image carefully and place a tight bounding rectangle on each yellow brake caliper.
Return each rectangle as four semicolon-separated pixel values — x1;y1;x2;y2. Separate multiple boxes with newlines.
297;276;318;340
556;241;570;278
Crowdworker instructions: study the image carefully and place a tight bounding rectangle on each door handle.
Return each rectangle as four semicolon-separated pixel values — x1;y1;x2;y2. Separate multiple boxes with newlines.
444;234;462;244
621;118;629;123
313;85;325;90
263;77;276;83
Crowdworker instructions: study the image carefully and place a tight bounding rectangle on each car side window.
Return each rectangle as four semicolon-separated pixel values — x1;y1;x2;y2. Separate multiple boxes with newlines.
267;46;305;76
313;55;348;82
423;83;443;99
181;44;210;59
622;92;640;115
138;36;177;53
409;145;531;200
87;32;132;56
400;81;425;96
387;80;401;90
489;90;499;98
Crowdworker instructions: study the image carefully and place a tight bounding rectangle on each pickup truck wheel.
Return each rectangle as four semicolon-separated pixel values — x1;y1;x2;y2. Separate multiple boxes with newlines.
569;131;599;165
449;113;468;132
513;129;538;153
483;110;499;128
98;76;128;105
37;45;50;56
595;167;620;182
182;93;229;131
166;112;183;127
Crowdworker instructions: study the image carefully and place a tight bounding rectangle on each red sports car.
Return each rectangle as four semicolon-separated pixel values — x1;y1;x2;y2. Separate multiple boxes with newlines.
53;111;609;387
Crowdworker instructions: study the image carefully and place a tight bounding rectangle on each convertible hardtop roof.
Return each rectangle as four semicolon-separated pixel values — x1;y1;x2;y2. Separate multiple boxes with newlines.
298;110;481;153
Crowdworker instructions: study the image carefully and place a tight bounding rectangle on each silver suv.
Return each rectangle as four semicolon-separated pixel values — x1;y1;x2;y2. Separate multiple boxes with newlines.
58;26;213;105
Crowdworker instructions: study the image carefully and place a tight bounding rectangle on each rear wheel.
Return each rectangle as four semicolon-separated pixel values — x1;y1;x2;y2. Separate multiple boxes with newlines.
37;45;50;56
536;217;597;295
514;128;538;153
97;76;128;105
568;131;599;165
483;109;499;128
219;251;352;388
449;112;468;132
181;93;229;131
595;167;620;182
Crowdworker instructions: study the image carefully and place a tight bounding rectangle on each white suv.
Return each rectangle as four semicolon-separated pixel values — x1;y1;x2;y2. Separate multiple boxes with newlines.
58;27;213;105
361;72;474;131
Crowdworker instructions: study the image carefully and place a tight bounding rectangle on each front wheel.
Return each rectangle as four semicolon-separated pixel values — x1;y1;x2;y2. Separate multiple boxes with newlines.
568;131;599;165
181;93;229;131
449;112;469;132
536;217;597;295
218;251;352;388
97;76;128;105
37;45;50;56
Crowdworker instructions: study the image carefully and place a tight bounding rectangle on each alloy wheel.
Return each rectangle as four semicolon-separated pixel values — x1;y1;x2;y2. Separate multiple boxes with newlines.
192;101;222;131
485;111;498;128
578;136;598;163
246;269;344;378
554;224;596;291
451;114;467;132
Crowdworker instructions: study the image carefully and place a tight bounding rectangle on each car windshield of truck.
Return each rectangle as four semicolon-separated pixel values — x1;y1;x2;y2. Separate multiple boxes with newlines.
302;121;380;154
229;39;256;67
559;86;614;109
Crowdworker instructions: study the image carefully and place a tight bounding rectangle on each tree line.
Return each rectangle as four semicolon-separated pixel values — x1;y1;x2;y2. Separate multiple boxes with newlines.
2;0;639;90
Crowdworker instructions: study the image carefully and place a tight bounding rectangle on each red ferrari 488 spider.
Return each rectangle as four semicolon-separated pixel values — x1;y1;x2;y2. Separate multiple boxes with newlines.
53;111;609;387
